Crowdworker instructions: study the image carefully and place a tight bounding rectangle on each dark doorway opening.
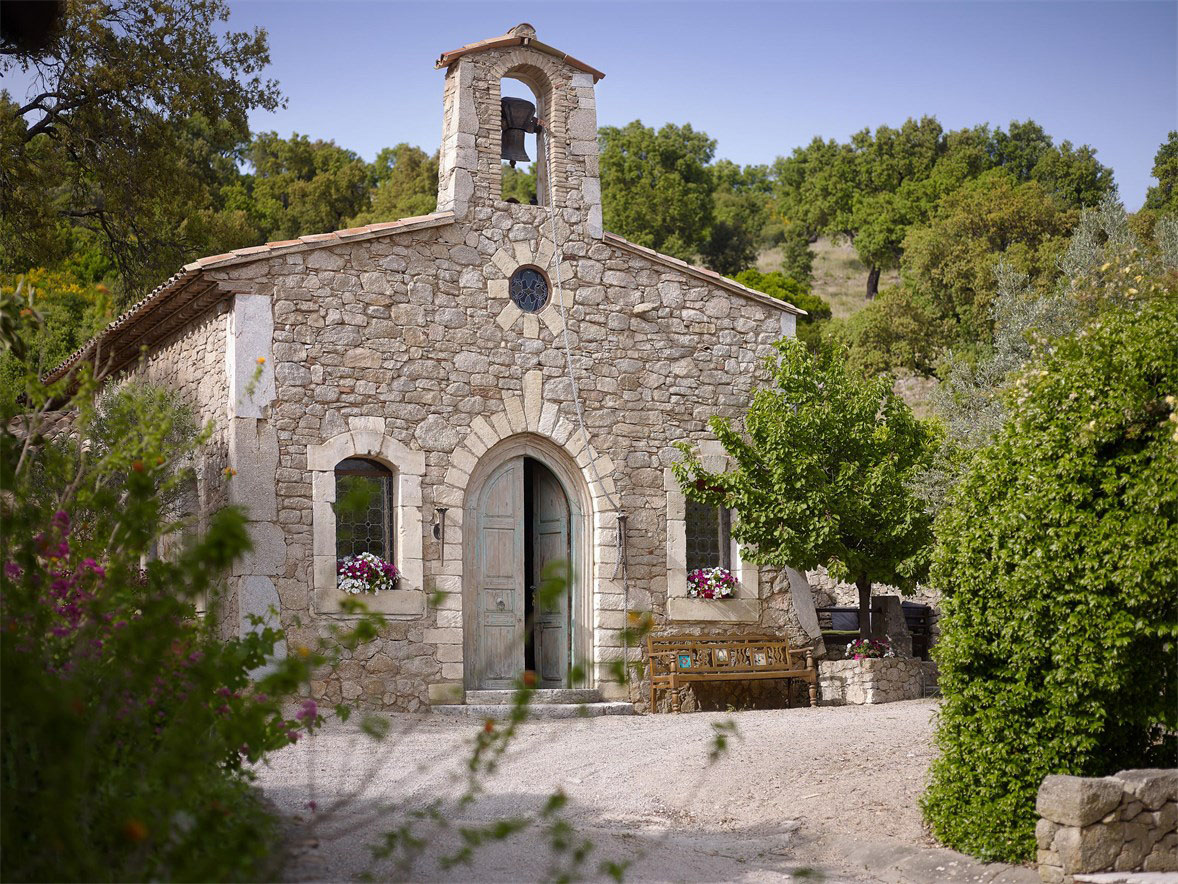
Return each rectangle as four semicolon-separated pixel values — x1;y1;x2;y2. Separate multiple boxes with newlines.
521;457;571;687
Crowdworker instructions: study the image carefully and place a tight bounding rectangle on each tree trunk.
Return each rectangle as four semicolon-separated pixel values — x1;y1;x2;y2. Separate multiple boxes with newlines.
856;575;872;640
865;266;881;300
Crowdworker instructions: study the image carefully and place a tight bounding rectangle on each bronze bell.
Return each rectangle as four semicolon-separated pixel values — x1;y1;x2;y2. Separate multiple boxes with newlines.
501;96;537;166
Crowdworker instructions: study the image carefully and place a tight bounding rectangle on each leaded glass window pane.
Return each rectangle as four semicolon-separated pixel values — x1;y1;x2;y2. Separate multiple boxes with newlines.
509;267;549;313
334;459;393;560
685;499;731;571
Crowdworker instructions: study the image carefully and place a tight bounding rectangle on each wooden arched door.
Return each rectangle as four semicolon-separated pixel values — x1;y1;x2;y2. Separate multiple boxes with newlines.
474;457;525;688
531;463;571;688
472;456;572;689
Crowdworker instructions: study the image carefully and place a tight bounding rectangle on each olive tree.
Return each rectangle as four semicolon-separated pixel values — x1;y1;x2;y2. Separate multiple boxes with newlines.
673;339;938;638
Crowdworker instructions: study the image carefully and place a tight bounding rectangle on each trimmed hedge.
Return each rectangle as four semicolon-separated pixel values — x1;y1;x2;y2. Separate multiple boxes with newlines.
921;294;1178;862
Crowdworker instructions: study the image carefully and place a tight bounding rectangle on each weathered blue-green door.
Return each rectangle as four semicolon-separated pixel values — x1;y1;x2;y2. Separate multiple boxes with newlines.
474;457;525;688
532;465;570;688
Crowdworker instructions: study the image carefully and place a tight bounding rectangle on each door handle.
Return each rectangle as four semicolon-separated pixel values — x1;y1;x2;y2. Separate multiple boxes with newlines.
496;598;506;611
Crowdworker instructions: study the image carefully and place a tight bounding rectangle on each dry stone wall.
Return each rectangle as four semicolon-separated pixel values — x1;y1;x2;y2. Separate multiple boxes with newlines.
1036;769;1177;882
817;657;925;705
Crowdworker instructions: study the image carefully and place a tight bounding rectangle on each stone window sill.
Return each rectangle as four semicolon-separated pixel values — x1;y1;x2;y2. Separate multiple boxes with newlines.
313;587;424;618
667;598;759;623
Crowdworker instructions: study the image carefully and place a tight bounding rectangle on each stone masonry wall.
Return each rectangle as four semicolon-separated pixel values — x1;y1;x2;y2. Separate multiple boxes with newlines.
129;301;234;635
1036;769;1177;882
210;204;793;709
817;657;925;705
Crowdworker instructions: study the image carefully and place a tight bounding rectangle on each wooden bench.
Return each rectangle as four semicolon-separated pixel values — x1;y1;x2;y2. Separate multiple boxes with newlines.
647;633;818;713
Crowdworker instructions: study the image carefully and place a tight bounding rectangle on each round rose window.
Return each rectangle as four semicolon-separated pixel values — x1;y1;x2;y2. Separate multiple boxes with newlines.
509;267;549;313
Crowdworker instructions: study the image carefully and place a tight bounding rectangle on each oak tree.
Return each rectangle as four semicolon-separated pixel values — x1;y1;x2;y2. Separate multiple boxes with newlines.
673;339;938;638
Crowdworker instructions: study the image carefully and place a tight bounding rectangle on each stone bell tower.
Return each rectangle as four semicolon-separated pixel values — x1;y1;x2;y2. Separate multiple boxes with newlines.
434;23;605;239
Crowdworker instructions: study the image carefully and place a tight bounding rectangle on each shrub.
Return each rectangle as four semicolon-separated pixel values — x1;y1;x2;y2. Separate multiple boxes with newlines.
731;268;831;321
828;285;953;377
921;288;1178;862
0;289;377;880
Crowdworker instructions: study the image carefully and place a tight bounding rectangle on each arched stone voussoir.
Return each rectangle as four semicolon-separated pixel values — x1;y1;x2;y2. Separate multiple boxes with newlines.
351;430;385;459
435;483;464;508
307;432;355;472
382;437;426;476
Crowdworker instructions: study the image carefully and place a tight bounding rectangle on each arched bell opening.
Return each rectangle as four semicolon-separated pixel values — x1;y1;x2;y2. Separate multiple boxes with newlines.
499;71;549;207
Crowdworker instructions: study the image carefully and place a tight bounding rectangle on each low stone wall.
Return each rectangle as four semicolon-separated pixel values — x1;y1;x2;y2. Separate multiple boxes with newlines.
1036;769;1177;882
817;657;924;705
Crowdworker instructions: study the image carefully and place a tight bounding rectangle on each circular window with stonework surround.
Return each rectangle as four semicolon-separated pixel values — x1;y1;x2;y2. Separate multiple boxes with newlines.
509;266;549;313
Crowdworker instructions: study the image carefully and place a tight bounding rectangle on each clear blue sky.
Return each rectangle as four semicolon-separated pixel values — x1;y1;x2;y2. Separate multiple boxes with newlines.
6;1;1175;207
223;0;1175;209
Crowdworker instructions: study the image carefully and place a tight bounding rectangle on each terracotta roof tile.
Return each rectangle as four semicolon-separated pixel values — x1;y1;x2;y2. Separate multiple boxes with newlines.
436;25;605;82
602;233;806;316
44;212;454;384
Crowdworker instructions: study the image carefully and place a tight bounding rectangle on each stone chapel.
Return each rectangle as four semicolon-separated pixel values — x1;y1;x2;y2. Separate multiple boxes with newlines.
48;24;823;711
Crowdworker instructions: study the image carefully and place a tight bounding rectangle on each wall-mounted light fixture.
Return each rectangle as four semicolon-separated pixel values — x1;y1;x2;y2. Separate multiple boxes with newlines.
433;507;449;562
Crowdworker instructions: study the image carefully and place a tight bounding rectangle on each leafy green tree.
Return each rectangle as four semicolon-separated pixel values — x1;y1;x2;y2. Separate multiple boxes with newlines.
1143;131;1178;214
599;120;716;260
779;222;815;286
700;160;774;274
0;268;113;411
772;136;857;244
922;285;1178;862
245;132;372;241
673;339;938;638
500;162;537;205
350;143;439;224
775;117;947;299
774;118;1112;300
901;169;1073;343
0;0;282;300
987;119;1114;209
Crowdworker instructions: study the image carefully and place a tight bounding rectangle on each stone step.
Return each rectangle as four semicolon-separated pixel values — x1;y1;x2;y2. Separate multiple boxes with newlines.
432;702;636;720
463;688;602;706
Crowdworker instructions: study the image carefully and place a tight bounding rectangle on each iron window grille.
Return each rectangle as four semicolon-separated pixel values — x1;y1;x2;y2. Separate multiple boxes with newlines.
334;458;394;561
685;498;732;572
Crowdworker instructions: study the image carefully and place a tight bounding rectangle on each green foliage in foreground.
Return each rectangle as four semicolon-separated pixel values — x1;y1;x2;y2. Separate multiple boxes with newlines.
672;339;937;634
922;285;1178;862
0;292;384;880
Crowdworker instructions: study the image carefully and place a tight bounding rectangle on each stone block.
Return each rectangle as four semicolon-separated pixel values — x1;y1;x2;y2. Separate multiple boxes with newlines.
1036;818;1059;849
1115;769;1178;811
232;521;287;577
314;587;424;617
1142;832;1177;871
1115;821;1152;870
428;682;465;705
1038;776;1124;827
1053;822;1123;874
667;598;759;623
423;627;463;645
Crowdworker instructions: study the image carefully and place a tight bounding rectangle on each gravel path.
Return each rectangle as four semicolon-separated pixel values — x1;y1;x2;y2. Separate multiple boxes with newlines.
255;699;1035;883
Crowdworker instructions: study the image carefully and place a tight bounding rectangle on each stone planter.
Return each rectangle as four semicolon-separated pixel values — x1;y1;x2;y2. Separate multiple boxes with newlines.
817;657;924;705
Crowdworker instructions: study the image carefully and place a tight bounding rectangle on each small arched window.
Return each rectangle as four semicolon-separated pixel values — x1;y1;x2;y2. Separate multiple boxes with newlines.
685;498;732;572
334;458;394;560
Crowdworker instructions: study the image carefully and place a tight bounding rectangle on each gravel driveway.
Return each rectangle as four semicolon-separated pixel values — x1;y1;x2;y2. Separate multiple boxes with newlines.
255;699;1036;883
